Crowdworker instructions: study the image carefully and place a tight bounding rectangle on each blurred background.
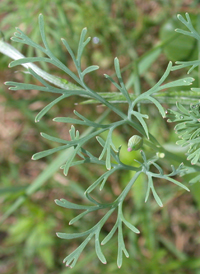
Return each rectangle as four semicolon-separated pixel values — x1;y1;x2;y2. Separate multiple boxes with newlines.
0;0;200;273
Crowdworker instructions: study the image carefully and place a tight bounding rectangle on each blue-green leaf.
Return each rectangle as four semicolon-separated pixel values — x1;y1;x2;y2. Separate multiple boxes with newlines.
81;65;99;77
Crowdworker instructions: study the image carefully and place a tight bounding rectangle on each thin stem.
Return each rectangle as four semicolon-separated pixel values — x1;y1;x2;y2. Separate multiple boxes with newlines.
133;60;141;112
80;80;128;120
115;171;141;204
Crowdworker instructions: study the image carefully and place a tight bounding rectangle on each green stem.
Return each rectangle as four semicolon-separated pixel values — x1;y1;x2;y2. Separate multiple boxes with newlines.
115;171;141;205
133;60;142;112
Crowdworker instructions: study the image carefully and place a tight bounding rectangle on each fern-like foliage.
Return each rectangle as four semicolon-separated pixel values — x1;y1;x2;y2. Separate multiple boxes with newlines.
167;12;200;182
168;14;200;163
4;14;193;267
167;102;200;165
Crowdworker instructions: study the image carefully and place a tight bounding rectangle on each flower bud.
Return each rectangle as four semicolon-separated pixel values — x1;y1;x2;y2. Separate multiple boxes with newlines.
127;135;143;152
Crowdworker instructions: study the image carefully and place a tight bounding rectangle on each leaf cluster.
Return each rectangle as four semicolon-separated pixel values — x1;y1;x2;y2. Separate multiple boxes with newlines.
55;150;188;268
3;13;196;268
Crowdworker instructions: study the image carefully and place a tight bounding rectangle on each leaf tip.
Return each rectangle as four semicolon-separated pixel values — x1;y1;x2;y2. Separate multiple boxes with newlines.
82;27;87;34
56;232;61;237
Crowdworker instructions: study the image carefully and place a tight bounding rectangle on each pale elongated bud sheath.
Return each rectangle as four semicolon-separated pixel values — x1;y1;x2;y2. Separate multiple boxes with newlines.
127;135;143;152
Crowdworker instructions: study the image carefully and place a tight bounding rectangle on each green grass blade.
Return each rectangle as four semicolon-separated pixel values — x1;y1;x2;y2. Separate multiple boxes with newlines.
0;40;80;90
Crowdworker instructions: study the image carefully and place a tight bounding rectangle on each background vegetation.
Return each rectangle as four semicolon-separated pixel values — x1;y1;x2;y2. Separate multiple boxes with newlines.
0;1;200;273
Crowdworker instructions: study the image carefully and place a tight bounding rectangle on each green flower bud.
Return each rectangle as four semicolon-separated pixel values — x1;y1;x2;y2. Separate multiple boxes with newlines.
127;135;143;152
